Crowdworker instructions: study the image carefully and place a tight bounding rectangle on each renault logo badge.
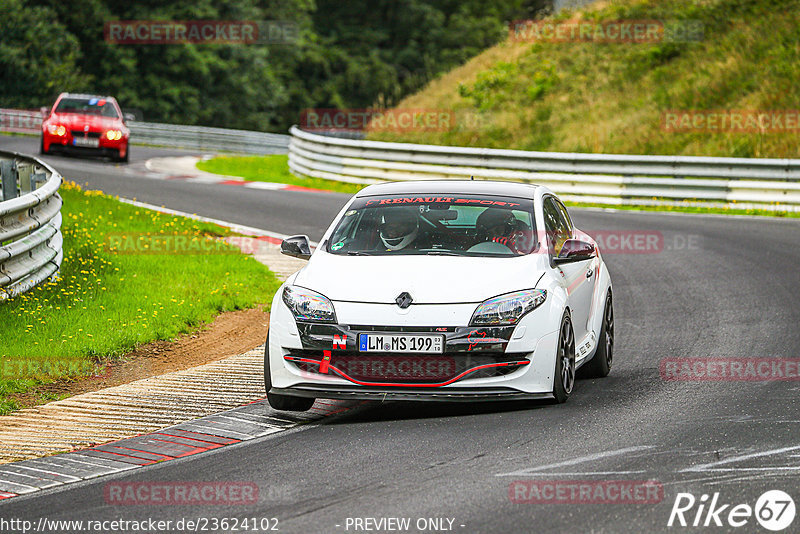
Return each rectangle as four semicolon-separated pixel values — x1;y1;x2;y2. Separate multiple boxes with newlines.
395;292;413;309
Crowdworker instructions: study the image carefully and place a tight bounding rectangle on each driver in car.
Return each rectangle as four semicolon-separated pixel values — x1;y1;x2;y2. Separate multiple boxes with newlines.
379;207;431;251
475;208;532;254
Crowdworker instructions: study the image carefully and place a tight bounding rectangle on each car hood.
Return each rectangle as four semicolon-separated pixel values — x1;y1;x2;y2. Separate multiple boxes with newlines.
49;113;122;130
293;252;549;304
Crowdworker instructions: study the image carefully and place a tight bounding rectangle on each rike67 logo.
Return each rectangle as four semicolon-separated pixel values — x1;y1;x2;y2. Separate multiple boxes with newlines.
668;490;795;531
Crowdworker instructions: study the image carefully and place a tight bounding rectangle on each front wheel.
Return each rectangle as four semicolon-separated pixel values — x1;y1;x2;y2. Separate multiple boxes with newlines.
40;137;48;155
263;334;315;411
552;313;576;403
114;145;129;163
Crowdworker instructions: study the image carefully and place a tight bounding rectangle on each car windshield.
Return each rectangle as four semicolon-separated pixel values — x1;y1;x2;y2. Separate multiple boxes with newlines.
327;194;537;257
55;97;119;118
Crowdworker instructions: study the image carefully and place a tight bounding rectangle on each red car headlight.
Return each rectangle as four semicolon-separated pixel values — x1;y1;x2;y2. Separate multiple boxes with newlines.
106;130;127;141
47;124;67;136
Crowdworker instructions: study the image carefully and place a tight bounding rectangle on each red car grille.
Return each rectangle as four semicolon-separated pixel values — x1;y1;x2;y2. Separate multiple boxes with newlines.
71;130;101;139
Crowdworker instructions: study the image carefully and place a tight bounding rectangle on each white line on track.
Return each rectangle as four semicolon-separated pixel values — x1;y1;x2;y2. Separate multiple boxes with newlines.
508;471;648;476
495;445;654;477
680;444;800;473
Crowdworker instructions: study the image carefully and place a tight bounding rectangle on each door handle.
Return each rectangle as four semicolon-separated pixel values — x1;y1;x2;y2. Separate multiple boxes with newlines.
586;269;593;278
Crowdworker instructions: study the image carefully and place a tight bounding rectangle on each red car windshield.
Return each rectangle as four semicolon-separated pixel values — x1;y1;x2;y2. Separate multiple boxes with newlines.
55;97;119;118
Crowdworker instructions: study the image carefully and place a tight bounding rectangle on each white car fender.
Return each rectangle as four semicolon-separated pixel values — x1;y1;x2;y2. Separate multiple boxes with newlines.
586;259;613;358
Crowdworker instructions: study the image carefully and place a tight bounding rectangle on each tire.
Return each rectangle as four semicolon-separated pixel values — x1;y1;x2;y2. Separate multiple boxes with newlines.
263;333;315;411
552;313;576;404
40;137;48;155
114;145;129;163
580;291;614;378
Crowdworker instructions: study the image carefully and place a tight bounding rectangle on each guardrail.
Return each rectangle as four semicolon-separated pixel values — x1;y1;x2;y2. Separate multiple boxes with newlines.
0;151;63;301
288;126;800;211
0;109;290;154
128;121;289;154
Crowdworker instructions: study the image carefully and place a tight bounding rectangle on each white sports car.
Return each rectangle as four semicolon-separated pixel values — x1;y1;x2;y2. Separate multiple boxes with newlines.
265;181;613;410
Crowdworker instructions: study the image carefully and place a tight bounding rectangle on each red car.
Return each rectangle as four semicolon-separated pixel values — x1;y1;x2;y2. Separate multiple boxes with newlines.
41;93;130;162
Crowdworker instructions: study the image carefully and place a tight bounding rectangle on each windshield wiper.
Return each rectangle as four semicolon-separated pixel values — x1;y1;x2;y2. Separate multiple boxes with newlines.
423;250;462;256
346;251;375;256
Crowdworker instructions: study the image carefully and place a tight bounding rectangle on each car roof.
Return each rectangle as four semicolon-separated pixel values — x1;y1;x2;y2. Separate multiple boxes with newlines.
58;93;117;102
356;180;542;198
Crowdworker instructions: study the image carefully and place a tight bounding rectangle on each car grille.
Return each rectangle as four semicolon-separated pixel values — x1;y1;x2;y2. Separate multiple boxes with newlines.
285;349;528;385
71;130;101;139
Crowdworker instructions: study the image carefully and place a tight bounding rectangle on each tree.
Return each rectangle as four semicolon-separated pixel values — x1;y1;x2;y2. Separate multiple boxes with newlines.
0;0;88;108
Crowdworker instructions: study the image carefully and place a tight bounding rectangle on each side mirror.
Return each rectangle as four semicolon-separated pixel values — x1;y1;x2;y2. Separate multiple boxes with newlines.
123;113;136;122
281;235;312;260
40;107;50;117
554;239;596;264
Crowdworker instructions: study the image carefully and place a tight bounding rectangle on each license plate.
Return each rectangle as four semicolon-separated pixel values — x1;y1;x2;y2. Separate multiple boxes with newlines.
358;333;444;354
73;137;99;147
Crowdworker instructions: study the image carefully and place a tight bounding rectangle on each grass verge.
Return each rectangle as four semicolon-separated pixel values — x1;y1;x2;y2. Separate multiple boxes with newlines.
196;154;364;195
0;181;282;414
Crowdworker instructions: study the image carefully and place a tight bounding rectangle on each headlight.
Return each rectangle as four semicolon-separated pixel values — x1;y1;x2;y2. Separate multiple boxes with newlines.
47;124;66;136
106;130;122;140
282;285;336;323
470;289;547;326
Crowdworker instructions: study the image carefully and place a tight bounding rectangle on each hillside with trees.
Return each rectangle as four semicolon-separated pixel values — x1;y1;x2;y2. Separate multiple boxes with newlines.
367;0;800;158
0;0;549;131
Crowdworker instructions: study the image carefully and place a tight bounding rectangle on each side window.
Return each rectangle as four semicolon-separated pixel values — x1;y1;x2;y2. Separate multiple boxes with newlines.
543;197;570;257
555;201;573;234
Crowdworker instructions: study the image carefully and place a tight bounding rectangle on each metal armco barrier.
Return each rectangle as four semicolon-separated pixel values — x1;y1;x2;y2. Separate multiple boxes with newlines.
0;152;63;301
0;109;290;154
288;126;800;210
128;121;289;154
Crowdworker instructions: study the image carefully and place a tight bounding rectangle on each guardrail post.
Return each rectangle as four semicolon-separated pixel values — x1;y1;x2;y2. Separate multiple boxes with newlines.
1;160;19;201
31;172;47;190
17;163;32;194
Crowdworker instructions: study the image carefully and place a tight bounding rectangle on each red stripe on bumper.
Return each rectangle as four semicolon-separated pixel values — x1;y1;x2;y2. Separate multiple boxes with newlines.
284;355;529;387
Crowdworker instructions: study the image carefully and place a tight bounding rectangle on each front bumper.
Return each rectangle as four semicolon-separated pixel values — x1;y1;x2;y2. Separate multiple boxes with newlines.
268;292;561;399
284;323;537;389
270;385;554;402
43;132;128;156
